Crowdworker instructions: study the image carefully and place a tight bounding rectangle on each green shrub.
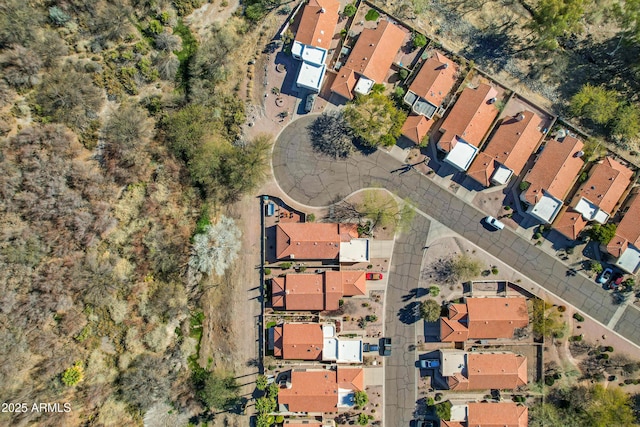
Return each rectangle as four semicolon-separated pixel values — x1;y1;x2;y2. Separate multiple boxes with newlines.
557;305;566;312
519;181;530;191
365;9;380;21
570;334;582;342
264;268;271;275
49;6;71;26
358;413;369;425
307;213;316;222
398;69;409;80
275;415;285;423
344;3;357;17
62;363;84;386
413;33;427;49
280;262;292;269
534;232;542;239
573;313;584;322
544;375;555;386
491;267;499;275
429;285;440;296
605;346;614;352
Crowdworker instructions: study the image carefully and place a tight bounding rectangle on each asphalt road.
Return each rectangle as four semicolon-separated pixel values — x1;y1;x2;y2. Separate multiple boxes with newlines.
272;115;640;423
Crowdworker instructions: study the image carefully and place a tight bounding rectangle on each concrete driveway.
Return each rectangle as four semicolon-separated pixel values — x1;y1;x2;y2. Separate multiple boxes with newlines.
272;115;640;423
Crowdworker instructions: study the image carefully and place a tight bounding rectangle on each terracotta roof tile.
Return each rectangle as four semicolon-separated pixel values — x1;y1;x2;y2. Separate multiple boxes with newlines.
408;52;459;108
284;423;322;427
294;0;340;50
276;223;357;260
467;152;497;187
274;324;324;360
467;402;528;427
607;191;640;257
272;271;367;310
278;370;339;413
278;368;363;413
572;157;632;215
401;114;434;144
553;207;588;240
438;83;499;151
461;353;528;390
343;20;406;83
331;68;357;100
522;136;584;204
440;317;469;341
482;110;543;176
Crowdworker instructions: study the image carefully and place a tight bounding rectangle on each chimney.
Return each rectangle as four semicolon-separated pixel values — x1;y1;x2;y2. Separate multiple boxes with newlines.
320;7;326;12
516;112;525;121
488;97;497;104
575;150;585;158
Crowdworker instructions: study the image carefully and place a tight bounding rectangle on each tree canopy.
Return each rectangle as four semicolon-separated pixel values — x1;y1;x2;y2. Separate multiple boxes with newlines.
344;92;407;147
527;0;588;49
570;84;620;125
420;299;441;322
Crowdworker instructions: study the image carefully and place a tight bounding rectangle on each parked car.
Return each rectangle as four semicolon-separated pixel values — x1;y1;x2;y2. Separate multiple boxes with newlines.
484;215;505;230
609;272;624;290
363;343;379;352
597;268;613;284
419;359;440;369
366;272;383;280
382;338;392;356
304;93;316;112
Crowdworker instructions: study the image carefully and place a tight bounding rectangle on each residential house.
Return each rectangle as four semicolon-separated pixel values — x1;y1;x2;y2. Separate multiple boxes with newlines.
401;52;459;144
271;323;362;363
439;350;528;391
271;271;367;311
554;157;633;240
606;189;640;273
331;20;406;100
283;422;323;427
275;223;369;262
519;136;585;224
291;0;340;92
439;297;529;342
467;110;544;187
278;367;364;413
442;402;528;427
436;83;500;171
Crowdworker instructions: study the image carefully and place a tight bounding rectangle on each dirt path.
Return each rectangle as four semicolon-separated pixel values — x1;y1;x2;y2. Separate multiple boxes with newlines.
186;0;241;39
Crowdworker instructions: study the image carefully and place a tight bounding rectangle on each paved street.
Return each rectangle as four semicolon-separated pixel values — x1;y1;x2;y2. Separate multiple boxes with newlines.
272;115;640;423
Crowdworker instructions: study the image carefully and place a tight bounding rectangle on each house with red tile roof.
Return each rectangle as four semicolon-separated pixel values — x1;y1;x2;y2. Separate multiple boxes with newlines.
275;223;368;262
271;323;363;362
440;350;527;391
291;0;340;92
436;83;499;171
273;323;324;360
439;297;529;342
404;52;459;119
519;136;585;224
401;114;433;145
331;20;406;100
607;189;640;273
467;110;544;187
553;157;632;239
278;367;364;413
442;402;528;427
271;271;367;311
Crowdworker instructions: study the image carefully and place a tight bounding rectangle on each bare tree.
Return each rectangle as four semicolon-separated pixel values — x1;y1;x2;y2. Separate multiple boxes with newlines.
0;45;42;89
308;111;354;159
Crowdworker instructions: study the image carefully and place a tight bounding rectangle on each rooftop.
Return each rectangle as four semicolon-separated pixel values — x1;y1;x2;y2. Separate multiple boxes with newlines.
273;323;324;360
571;157;633;222
607;191;640;259
451;402;528;427
294;0;340;51
275;223;359;260
401;114;433;144
442;351;528;391
443;136;479;171
521;136;585;205
407;52;458;112
440;297;529;342
296;60;327;92
437;83;499;152
468;111;543;187
553;207;588;240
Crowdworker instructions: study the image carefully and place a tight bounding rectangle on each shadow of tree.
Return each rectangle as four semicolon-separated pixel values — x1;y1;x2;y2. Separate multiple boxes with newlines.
398;301;421;324
402;287;429;302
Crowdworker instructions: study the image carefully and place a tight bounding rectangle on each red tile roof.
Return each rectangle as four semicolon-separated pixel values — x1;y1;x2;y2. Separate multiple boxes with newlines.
294;0;340;50
522;136;585;204
572;157;632;215
408;52;459;108
278;368;363;413
438;83;499;152
271;271;367;311
331;68;357;100
553;207;588;240
471;110;543;186
274;324;324;360
401;114;434;144
330;20;406;98
607;191;640;257
467;402;528;427
343;20;406;83
447;353;527;391
284;423;322;427
276;223;358;260
467;152;497;187
440;297;529;342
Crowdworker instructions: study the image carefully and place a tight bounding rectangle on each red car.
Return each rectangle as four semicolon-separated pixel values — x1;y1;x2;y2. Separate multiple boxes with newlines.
366;272;383;280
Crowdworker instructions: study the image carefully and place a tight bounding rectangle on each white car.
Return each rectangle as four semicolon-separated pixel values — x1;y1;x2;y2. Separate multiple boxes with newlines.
484;216;505;230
